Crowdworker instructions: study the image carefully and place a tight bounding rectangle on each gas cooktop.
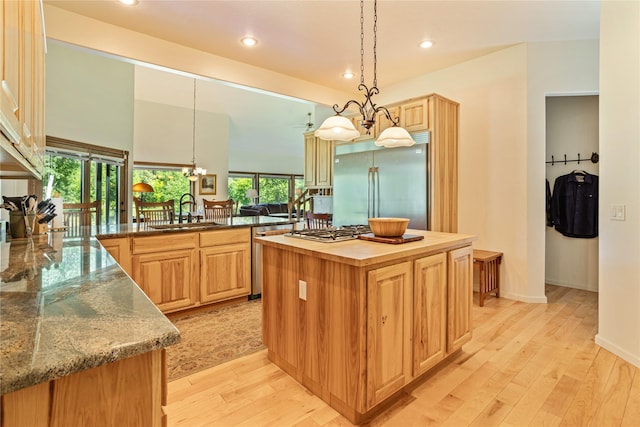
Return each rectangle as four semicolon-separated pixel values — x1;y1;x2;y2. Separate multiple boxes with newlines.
285;225;371;242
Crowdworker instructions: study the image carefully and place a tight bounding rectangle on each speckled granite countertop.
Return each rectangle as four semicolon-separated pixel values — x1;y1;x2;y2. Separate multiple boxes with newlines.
95;215;298;239
0;231;181;395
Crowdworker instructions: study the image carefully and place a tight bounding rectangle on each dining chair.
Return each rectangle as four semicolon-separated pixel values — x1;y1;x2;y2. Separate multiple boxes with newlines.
134;198;175;225
63;200;101;234
305;212;330;229
203;199;234;222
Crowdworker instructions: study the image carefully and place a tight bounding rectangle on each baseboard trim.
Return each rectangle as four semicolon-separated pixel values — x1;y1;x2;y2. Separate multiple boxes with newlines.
595;334;640;368
545;278;598;293
500;291;548;304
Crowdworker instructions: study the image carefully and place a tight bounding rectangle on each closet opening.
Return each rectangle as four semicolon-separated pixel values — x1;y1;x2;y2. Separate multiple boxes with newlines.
545;95;599;293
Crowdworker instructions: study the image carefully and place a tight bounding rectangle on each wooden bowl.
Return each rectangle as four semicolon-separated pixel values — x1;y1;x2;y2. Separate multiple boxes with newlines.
368;217;410;237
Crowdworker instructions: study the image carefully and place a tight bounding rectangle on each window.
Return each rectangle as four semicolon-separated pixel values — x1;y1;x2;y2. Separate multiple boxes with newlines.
45;137;127;226
132;164;192;205
228;171;303;207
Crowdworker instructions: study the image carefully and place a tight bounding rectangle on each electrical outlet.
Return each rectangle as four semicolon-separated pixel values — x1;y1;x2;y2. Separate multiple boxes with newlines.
299;280;307;301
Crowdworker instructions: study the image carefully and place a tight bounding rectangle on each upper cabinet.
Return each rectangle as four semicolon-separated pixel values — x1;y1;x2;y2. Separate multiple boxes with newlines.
304;131;333;188
0;0;46;179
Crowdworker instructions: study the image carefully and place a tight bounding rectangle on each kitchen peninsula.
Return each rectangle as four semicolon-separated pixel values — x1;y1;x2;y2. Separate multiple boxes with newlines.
256;229;476;424
0;231;180;426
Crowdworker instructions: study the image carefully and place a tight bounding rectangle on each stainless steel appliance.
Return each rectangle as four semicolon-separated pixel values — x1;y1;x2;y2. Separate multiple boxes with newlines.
251;223;295;298
333;132;430;229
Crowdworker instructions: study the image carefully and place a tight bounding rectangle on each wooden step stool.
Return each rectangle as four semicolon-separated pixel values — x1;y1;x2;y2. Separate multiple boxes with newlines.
473;249;503;307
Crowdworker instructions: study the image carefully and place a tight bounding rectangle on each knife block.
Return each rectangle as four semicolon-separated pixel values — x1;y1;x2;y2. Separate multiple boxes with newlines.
33;222;48;235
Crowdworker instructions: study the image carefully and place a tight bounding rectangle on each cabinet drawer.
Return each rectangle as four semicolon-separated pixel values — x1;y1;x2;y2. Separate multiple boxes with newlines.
132;233;197;254
200;228;250;247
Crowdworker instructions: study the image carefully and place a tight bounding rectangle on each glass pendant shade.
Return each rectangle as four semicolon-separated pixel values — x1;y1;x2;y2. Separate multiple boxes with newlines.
314;115;361;141
375;126;415;147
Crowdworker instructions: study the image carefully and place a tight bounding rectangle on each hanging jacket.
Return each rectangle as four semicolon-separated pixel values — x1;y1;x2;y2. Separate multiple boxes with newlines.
551;171;598;238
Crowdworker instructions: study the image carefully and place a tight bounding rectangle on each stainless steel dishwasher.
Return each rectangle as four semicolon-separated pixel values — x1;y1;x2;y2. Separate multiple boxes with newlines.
251;223;295;299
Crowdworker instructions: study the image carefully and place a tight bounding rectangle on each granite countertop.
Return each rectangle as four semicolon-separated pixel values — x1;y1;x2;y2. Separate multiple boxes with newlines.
255;229;477;267
0;231;181;395
96;215;298;239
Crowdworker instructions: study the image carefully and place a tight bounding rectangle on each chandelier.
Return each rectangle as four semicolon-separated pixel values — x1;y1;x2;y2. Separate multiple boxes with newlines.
183;78;207;181
314;0;415;148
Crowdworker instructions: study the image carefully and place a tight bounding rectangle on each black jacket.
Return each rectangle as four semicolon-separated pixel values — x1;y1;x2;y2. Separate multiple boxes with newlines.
551;172;598;238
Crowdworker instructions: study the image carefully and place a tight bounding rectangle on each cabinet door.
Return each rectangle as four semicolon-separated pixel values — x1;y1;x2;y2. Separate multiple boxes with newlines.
200;243;250;303
1;0;21;144
315;138;333;187
132;249;197;313
413;252;447;376
447;246;473;353
401;99;429;132
366;261;412;408
303;132;317;187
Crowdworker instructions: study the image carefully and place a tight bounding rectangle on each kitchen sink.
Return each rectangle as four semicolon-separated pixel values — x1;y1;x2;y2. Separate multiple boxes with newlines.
149;221;223;230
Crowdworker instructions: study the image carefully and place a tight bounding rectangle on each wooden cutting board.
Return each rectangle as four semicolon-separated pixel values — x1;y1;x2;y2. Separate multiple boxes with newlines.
357;233;425;244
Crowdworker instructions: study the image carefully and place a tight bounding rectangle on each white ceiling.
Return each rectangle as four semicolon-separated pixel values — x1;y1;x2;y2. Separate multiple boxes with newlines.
43;0;601;167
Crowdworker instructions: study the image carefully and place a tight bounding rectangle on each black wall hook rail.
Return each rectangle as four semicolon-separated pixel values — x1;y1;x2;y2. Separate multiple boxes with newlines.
546;152;599;166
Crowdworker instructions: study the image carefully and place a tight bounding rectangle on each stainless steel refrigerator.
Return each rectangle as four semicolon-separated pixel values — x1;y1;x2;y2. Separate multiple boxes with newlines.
333;132;430;229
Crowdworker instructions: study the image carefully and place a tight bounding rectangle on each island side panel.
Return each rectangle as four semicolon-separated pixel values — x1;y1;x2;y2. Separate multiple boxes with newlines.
261;245;368;416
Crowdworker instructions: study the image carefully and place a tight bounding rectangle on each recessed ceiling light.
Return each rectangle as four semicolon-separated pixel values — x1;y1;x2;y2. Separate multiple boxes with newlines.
241;36;258;47
119;0;138;5
419;40;433;49
342;71;354;79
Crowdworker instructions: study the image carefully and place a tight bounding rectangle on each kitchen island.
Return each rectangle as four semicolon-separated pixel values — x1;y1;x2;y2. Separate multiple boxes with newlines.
0;231;180;426
256;229;476;424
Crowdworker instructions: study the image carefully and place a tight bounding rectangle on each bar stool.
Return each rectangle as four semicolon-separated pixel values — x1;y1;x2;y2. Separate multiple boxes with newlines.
473;249;503;307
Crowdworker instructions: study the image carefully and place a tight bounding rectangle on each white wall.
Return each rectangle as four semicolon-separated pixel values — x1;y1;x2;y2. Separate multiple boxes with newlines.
375;40;598;303
545;96;599;292
596;0;640;368
134;66;230;199
46;42;135;151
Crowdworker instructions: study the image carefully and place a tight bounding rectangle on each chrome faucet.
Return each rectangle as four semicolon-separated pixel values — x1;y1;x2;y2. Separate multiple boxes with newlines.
179;193;196;223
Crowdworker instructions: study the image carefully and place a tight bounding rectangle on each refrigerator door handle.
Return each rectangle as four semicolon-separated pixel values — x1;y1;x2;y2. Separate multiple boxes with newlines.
373;167;379;217
369;166;379;218
367;167;372;218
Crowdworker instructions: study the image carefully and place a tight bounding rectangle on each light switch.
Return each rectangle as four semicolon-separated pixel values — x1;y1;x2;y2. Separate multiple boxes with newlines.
610;205;626;221
299;280;307;301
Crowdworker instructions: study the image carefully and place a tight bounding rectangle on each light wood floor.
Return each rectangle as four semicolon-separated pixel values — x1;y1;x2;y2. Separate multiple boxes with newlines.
166;285;640;426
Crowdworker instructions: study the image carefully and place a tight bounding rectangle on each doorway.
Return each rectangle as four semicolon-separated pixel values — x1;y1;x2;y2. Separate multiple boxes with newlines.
545;95;599;292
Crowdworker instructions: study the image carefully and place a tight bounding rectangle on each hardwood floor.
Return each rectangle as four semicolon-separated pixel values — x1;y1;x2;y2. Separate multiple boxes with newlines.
166;285;640;426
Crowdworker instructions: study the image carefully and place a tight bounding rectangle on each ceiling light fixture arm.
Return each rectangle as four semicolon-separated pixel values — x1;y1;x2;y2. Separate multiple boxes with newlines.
332;83;399;134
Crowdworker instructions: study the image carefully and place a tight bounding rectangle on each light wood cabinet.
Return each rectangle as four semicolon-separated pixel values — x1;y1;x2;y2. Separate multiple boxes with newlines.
366;262;412;408
401;98;429;132
99;237;132;275
0;0;45;178
1;349;166;427
115;228;251;313
261;235;474;424
131;233;198;313
447;246;473;353
132;249;197;313
413;252;447;376
199;228;251;303
304;131;333;188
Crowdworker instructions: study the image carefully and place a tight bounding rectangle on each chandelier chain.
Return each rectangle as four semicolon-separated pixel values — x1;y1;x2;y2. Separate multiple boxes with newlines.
191;78;196;166
359;0;364;86
373;0;377;88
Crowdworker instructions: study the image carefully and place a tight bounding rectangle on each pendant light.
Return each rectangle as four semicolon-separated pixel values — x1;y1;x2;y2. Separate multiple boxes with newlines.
183;78;207;181
315;0;415;148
